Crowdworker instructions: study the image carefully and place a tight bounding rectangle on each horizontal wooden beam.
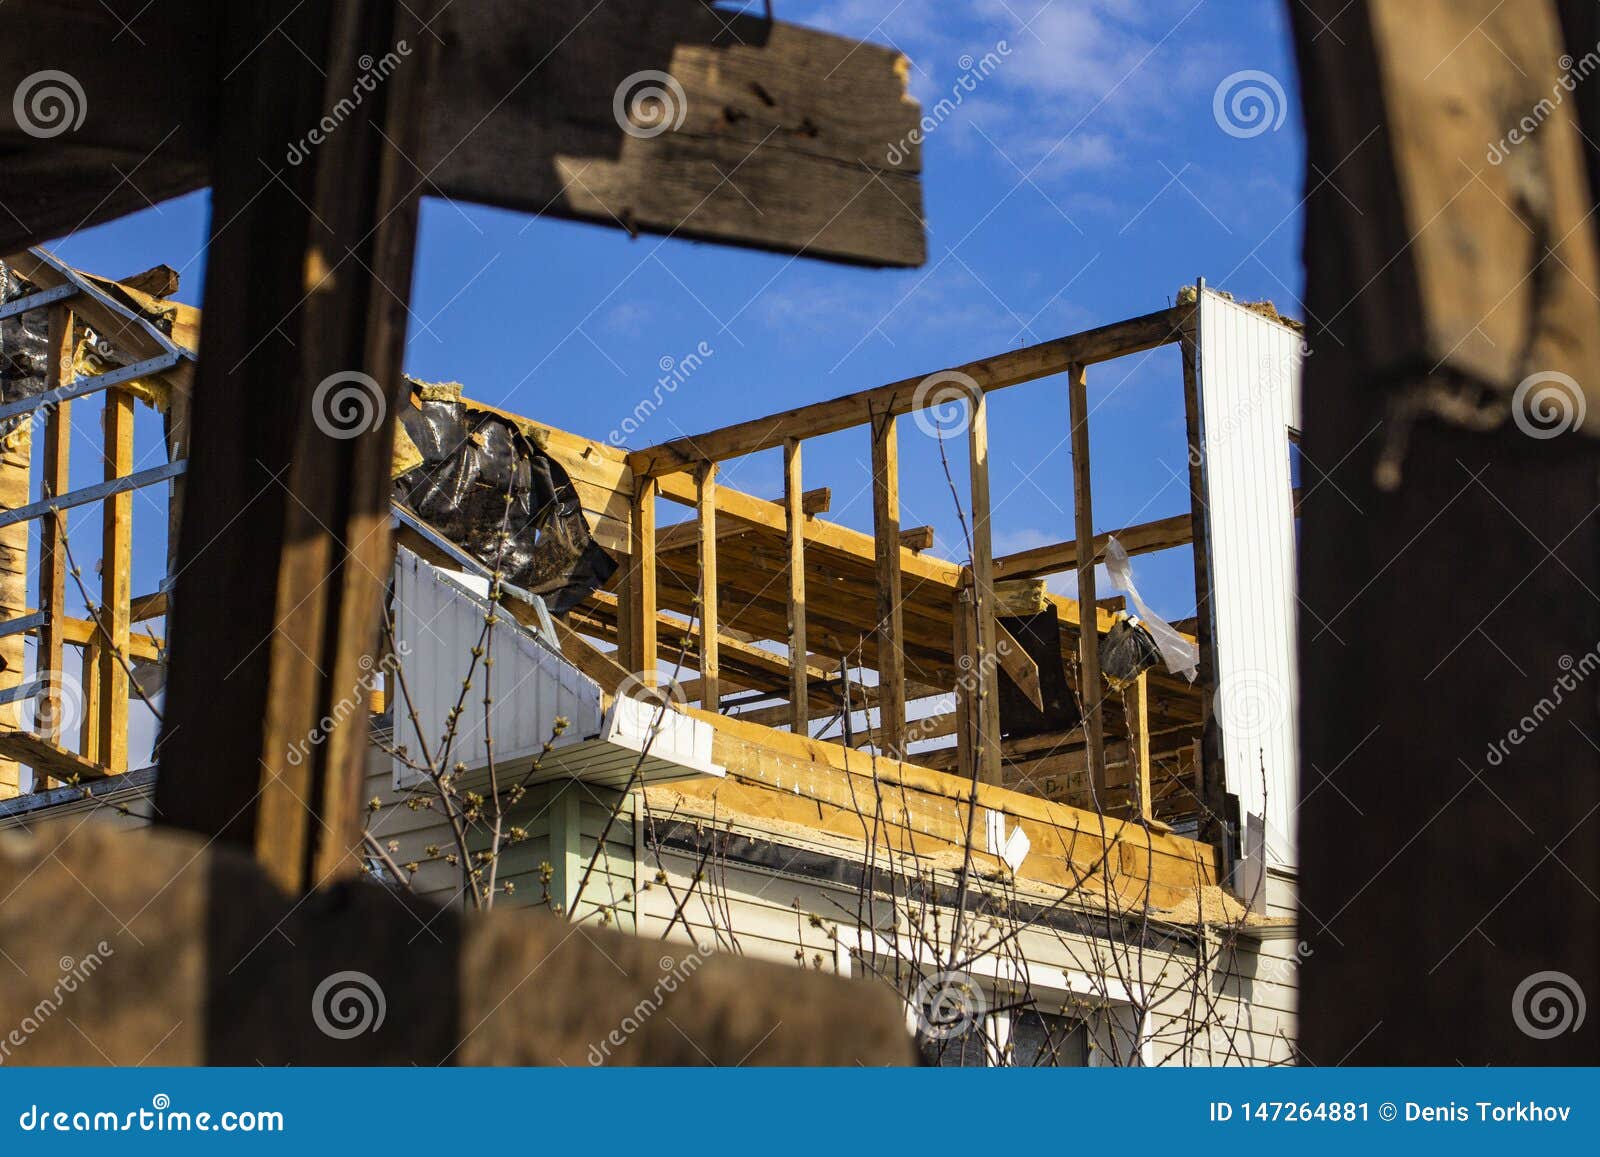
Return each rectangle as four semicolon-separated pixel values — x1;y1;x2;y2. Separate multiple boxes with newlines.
629;306;1191;475
657;486;829;551
992;512;1194;581
899;525;935;552
0;730;109;783
2;2;926;268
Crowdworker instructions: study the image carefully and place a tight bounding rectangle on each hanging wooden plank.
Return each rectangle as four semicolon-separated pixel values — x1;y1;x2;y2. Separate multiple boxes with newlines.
696;464;719;711
1067;363;1107;799
870;411;905;755
785;439;808;734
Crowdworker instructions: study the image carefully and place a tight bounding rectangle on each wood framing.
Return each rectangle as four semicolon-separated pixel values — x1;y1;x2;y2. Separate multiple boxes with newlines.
785;439;808;733
37;309;72;749
97;386;133;774
967;386;1002;785
696;464;719;710
629;474;659;683
870;409;906;754
1067;363;1107;797
629;307;1191;476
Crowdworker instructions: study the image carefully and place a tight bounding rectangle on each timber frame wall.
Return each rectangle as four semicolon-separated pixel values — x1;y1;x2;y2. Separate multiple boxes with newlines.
609;295;1226;831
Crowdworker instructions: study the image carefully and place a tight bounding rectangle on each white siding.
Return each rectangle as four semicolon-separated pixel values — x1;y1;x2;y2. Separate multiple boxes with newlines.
1195;291;1303;870
390;547;603;789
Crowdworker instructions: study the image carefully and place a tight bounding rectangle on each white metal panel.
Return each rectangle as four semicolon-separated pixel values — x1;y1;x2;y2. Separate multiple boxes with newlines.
1195;290;1303;870
390;547;603;788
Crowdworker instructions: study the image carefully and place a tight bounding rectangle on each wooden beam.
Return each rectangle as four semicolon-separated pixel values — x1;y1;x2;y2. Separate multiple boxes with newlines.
696;464;719;710
870;410;905;755
1067;363;1107;799
629;307;1190;475
1129;671;1152;822
97;387;133;774
37;309;72;749
899;525;935;552
0;731;108;784
656;486;829;551
0;3;926;270
425;1;924;269
154;1;437;895
785;439;808;733
968;387;1002;785
993;618;1045;714
993;512;1194;581
629;474;659;683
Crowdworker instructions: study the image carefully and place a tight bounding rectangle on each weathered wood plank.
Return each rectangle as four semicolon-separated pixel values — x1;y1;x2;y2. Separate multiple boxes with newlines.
785;439;808;733
424;1;923;269
1067;363;1106;799
696;464;719;710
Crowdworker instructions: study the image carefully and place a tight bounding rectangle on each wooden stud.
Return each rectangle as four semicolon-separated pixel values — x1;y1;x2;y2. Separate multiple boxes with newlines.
79;641;100;764
966;385;1002;785
1130;670;1152;821
1067;362;1107;800
98;387;134;775
952;590;975;781
696;463;719;710
37;308;73;755
629;474;658;684
784;438;808;733
870;410;905;755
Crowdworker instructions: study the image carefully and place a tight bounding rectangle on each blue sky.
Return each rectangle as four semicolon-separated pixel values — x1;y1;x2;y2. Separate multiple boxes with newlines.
28;0;1305;759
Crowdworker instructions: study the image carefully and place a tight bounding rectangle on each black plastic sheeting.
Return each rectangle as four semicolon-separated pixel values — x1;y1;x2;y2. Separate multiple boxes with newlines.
997;607;1083;739
0;265;47;442
1099;614;1162;691
393;391;616;614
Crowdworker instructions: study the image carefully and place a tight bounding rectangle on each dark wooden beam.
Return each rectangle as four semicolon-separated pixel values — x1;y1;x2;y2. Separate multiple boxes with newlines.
0;1;926;268
155;2;436;894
